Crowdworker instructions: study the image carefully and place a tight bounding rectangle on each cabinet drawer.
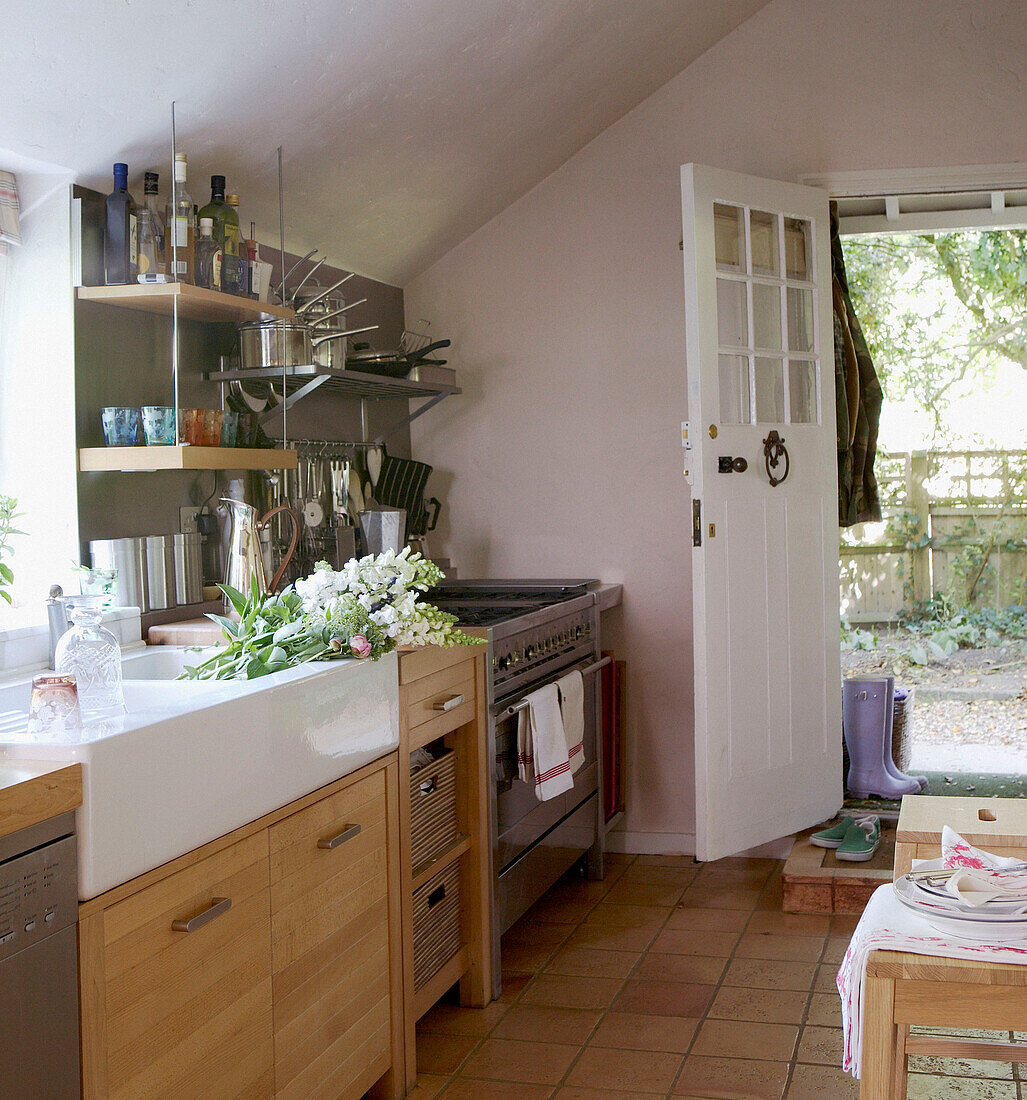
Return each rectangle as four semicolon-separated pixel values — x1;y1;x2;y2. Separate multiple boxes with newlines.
269;770;392;1100
100;833;273;1100
403;667;477;743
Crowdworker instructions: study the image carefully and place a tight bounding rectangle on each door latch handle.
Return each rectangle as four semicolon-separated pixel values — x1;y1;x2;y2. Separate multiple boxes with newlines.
762;431;790;487
717;456;748;473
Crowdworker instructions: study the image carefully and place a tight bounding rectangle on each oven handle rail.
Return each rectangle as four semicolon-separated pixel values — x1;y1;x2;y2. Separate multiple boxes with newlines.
490;654;612;720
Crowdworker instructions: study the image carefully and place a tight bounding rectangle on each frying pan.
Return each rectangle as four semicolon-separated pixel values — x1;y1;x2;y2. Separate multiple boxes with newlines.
347;339;451;378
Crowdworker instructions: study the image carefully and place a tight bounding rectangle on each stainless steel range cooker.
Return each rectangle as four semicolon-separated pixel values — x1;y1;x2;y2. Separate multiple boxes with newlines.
426;580;608;997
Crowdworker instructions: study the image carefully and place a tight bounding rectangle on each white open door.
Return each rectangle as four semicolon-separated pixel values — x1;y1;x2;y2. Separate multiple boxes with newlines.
682;164;842;862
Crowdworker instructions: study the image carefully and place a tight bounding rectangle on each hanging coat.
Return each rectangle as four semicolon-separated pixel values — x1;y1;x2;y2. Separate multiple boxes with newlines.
831;203;882;526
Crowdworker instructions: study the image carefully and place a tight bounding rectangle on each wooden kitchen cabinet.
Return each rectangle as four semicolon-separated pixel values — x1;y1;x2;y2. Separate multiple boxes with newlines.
78;753;405;1100
397;646;492;1091
269;768;395;1100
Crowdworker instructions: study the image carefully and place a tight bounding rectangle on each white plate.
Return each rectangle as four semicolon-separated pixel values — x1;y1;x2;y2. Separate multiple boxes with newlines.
894;877;1027;928
913;878;1027;913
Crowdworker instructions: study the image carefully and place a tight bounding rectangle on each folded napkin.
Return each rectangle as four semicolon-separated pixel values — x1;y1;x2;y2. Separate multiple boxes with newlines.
517;683;575;802
942;825;1027;907
837;882;1027;1078
555;670;585;777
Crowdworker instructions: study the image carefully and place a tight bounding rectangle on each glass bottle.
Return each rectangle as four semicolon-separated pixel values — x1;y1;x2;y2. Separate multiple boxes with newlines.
223;192;243;294
53;596;125;717
103;163;138;285
193;217;222;291
198;176;239;292
144;171;165;274
136;203;159;280
164;153;194;283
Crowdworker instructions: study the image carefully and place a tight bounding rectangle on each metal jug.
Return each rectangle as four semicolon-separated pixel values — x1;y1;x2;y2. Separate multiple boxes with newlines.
222;498;300;596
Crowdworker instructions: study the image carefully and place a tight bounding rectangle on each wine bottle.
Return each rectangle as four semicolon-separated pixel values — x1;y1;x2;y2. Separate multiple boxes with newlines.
143;172;165;273
164;153;195;283
103;163;138;285
193;217;222;291
197;176;239;294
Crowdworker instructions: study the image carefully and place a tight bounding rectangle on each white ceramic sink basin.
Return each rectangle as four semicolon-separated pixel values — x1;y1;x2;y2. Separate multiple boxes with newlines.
120;644;223;680
0;649;399;898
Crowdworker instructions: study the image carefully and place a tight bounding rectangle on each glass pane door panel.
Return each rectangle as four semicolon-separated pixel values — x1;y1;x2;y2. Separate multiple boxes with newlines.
750;210;780;276
717;278;748;347
714;204;745;271
753;282;782;350
719;355;752;424
788;360;818;423
786;287;814;353
755;357;785;423
784;217;811;279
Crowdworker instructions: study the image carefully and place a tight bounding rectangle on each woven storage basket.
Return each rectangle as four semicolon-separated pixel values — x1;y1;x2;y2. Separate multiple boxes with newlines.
412;861;462;990
410;749;459;870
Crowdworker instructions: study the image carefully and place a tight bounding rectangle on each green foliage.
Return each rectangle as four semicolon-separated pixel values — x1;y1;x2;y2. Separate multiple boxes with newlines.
843;229;1027;440
0;496;24;605
901;601;1027;665
840;615;878;651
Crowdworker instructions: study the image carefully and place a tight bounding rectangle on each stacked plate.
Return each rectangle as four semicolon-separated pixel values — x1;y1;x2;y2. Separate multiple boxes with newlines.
894;858;1027;942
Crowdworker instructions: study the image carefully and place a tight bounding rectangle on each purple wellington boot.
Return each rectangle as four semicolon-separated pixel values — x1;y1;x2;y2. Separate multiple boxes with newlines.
883;682;928;792
843;678;921;799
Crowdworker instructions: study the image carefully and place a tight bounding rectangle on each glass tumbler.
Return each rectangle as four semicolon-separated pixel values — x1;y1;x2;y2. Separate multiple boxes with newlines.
180;408;204;446
53;595;126;717
141;405;176;445
27;673;81;734
200;409;223;447
220;409;239;447
101;407;140;446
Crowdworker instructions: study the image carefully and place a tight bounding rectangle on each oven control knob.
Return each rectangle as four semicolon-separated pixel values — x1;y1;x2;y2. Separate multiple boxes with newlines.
524;645;533;659
575;626;583;639
496;655;509;670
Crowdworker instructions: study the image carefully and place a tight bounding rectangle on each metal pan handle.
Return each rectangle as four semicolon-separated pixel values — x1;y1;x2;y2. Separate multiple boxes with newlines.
491;654;612;720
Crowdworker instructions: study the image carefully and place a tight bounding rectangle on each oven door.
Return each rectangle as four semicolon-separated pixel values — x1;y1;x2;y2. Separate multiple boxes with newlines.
492;654;610;878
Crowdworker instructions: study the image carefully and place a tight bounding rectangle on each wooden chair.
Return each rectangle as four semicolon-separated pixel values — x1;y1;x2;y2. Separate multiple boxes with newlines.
859;795;1027;1098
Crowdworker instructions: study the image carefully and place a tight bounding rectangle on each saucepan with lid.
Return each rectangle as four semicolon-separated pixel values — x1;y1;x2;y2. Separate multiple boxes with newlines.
238;318;378;371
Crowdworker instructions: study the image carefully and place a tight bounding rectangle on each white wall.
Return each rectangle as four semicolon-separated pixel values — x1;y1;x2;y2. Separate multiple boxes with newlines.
0;152;79;615
404;0;1027;851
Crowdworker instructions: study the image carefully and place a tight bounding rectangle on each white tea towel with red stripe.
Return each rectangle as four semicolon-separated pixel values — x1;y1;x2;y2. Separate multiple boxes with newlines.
837;831;1027;1078
556;670;585;777
0;172;21;250
517;683;575;801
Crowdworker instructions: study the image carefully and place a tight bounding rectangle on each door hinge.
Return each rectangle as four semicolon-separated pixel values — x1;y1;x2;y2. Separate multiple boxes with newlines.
692;499;702;546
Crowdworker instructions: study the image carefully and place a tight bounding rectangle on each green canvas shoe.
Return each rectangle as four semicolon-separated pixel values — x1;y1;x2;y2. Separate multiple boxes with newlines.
810;816;855;849
836;816;881;862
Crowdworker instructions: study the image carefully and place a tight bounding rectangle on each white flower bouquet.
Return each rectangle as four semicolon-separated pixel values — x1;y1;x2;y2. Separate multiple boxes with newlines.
179;548;481;681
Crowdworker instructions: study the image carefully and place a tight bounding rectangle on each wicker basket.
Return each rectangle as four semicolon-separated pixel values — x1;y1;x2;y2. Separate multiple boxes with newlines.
891;686;914;773
410;749;459;870
412;862;462;990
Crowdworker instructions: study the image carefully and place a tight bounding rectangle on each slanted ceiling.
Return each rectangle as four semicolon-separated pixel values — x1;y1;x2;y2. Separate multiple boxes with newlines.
3;0;769;285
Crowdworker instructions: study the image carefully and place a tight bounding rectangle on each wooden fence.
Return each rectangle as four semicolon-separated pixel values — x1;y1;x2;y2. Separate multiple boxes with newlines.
840;450;1027;623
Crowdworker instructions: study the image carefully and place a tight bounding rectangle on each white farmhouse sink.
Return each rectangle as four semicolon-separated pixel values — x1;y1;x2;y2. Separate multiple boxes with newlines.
0;649;400;898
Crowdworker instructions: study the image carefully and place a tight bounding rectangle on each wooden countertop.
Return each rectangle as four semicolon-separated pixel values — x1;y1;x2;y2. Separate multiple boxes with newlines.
0;760;82;840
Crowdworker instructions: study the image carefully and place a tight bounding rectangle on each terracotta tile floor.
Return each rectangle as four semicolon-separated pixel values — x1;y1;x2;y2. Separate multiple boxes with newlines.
410;854;1026;1099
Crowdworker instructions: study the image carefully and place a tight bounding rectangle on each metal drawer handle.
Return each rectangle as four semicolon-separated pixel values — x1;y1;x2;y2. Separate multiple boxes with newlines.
419;777;438;796
433;693;465;712
318;823;361;850
172;896;231;933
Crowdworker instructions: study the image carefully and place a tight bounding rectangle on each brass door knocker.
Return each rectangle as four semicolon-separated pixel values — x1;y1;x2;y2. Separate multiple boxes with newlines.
762;430;790;487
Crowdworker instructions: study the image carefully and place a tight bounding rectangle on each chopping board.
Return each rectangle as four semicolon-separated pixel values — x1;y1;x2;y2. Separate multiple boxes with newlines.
147;618;225;646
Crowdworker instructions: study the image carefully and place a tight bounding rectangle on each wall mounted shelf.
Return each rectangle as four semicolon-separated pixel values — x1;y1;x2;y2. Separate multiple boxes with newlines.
78;445;298;472
76;283;295;323
206;364;461;444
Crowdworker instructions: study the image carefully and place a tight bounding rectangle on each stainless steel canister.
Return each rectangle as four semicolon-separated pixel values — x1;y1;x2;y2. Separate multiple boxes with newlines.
89;538;149;612
144;536;175;610
173;533;203;606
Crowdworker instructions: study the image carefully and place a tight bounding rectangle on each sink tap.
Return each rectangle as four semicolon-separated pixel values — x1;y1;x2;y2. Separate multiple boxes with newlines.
47;584;69;669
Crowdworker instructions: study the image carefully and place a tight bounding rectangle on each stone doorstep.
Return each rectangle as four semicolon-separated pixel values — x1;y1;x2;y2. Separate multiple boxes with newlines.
781;822;894;914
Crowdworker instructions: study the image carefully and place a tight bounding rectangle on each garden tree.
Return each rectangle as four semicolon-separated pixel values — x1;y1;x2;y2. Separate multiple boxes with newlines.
842;229;1027;438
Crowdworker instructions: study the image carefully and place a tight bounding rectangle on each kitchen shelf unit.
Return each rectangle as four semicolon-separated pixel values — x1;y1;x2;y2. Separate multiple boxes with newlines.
78;445;298;472
205;364;462;443
76;282;295;323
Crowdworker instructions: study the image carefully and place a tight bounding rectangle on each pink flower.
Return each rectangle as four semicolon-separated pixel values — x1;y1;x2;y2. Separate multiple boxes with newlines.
350;634;372;659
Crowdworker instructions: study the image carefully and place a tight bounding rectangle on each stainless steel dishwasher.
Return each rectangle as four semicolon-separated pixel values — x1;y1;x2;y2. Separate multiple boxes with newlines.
0;809;80;1099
